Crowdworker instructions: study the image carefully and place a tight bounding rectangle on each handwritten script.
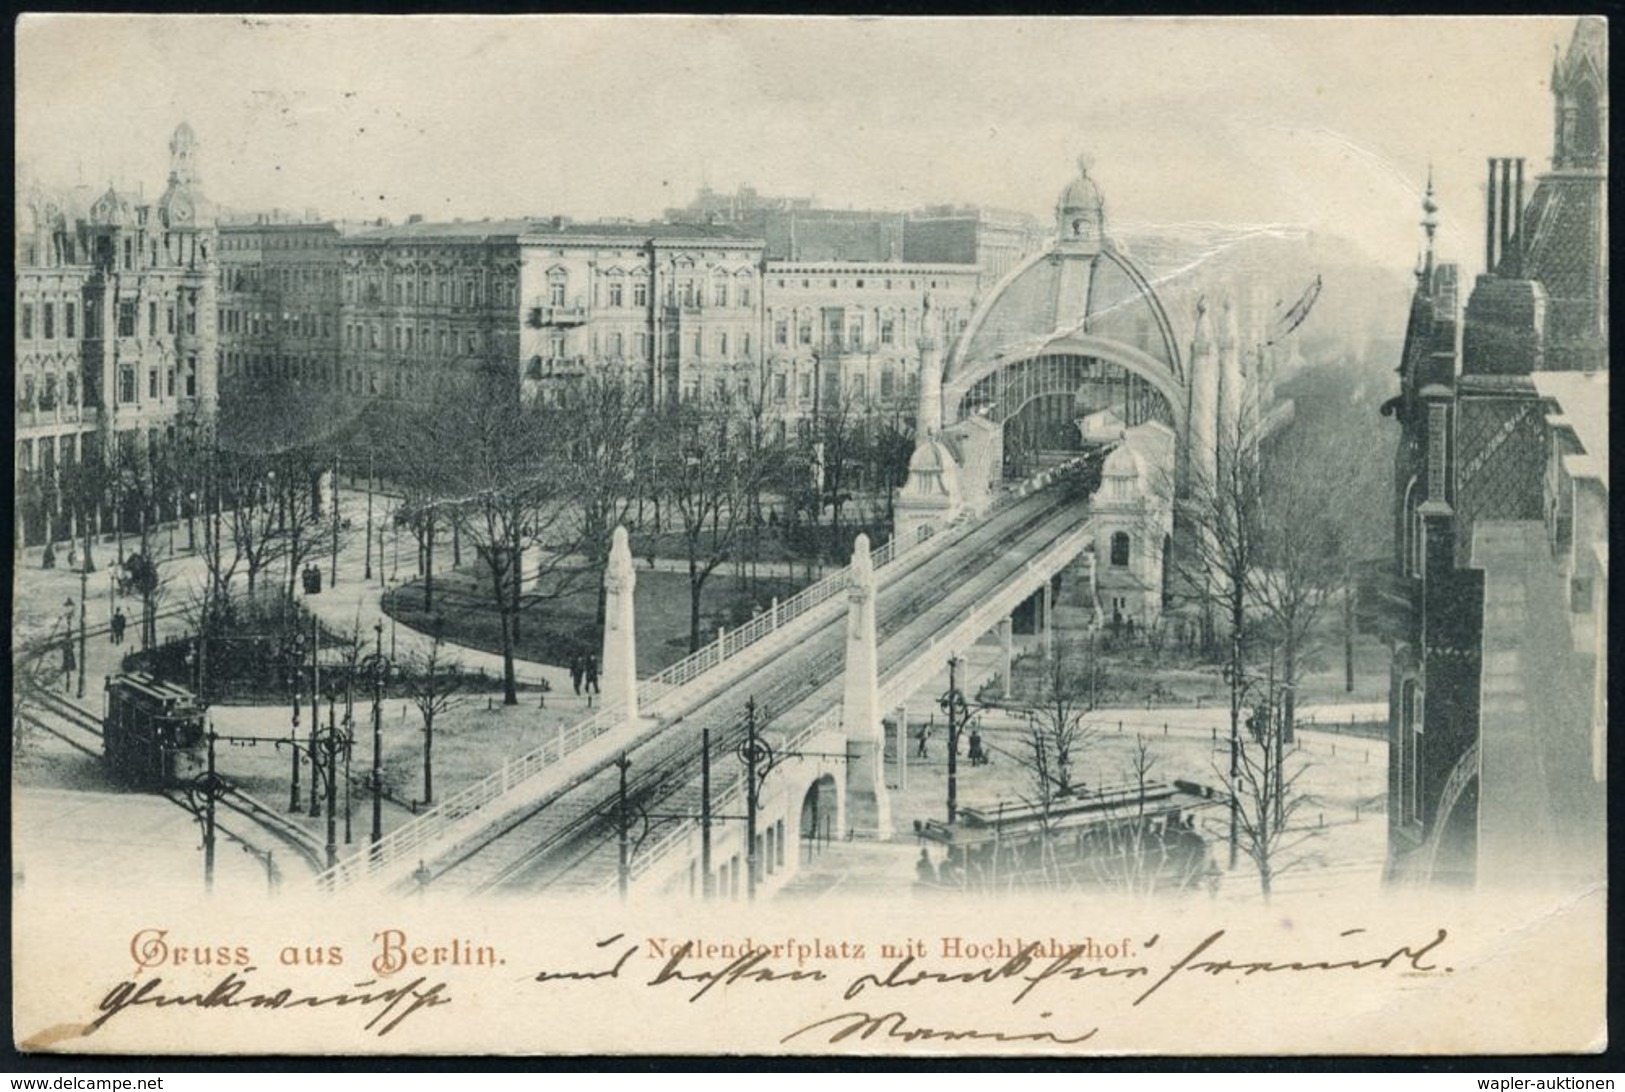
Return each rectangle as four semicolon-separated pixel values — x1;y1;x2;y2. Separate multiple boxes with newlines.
73;925;1452;1050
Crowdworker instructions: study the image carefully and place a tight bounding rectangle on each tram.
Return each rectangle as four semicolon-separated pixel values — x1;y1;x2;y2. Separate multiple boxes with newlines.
914;779;1224;893
103;672;207;789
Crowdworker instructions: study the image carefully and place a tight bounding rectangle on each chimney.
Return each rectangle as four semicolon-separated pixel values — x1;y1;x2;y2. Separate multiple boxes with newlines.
407;213;423;225
1498;158;1513;272
1512;158;1525;275
1485;158;1498;273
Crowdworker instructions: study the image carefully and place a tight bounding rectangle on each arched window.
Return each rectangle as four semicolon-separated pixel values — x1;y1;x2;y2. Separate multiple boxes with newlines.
1110;531;1131;567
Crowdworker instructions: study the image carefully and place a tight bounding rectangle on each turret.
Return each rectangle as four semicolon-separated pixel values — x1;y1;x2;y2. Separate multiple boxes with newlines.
1185;299;1219;492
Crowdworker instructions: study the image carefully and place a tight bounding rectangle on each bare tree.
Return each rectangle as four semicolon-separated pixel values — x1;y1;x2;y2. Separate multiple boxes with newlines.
1218;716;1318;901
555;372;649;625
1249;427;1345;743
398;625;471;807
433;382;579;704
649;398;752;652
1168;414;1266;867
225;453;287;597
1021;634;1103;800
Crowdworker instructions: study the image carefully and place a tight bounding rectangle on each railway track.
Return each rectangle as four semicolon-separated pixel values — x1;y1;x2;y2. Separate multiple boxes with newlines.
413;487;1088;896
14;621;328;880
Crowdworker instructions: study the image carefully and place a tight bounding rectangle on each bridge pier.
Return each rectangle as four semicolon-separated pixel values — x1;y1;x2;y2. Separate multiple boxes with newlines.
998;616;1014;698
894;705;909;791
842;534;892;839
1040;581;1054;660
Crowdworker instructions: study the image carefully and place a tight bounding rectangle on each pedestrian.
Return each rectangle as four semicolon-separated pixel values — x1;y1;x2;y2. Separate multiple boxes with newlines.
584;655;599;695
968;727;985;766
41;543;56;570
61;638;76;691
67;542;78;570
915;847;937;886
915;723;930;758
569;655;583;697
111;607;127;646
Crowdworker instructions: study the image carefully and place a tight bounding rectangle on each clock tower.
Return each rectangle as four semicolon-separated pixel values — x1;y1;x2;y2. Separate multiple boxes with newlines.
154;122;220;415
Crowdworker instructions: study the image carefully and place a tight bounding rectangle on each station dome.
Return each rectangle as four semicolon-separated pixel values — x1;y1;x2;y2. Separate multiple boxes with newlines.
946;155;1183;399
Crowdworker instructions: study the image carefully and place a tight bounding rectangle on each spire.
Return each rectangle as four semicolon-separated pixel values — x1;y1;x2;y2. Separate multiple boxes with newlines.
1421;165;1440;280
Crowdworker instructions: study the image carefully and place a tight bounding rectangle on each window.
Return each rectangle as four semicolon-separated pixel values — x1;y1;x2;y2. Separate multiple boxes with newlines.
549;279;566;307
798;322;812;345
774;373;787;402
1110;531;1131;567
42;303;54;340
847;319;864;347
185;294;197;335
712;277;728;308
148;369;159;399
634;331;648;358
609;331;624;357
741;333;751;357
608;281;624;308
880;369;895;398
633;280;648;307
65;302;76;340
691;332;702;356
166;367;175;398
149;301;158;337
718;332;729;357
775;320;789;346
22;375;35;409
117;300;137;338
21;304;34;340
799;373;812;400
65;372;77;406
739;282;753;308
881;318;895;345
42;374;57;409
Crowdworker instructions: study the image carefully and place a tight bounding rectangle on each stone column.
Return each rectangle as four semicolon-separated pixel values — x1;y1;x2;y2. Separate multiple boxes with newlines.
842;534;891;837
895;705;909;791
1041;580;1054;660
999;616;1015;699
600;525;638;725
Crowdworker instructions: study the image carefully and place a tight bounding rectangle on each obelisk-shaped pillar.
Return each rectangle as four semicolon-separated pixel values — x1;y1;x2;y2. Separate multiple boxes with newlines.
601;525;638;725
998;616;1015;698
842;533;892;838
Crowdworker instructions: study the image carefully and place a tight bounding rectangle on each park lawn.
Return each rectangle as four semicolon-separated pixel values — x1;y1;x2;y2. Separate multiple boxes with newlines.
383;564;802;677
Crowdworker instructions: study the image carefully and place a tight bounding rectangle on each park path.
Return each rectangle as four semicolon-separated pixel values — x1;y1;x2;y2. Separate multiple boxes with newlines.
293;488;573;695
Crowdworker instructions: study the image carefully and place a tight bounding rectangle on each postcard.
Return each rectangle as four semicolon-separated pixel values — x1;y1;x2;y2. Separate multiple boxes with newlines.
12;14;1608;1057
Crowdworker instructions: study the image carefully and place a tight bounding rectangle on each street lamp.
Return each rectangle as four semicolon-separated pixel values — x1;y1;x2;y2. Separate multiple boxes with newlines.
77;569;87;698
286;628;304;813
187;490;197;551
361;621;392;850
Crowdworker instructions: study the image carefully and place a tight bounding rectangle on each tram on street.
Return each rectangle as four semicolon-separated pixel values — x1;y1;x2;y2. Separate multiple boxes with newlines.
103;671;207;790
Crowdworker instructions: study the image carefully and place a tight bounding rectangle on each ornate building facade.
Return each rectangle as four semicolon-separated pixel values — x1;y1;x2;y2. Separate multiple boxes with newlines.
14;123;220;552
1382;17;1607;889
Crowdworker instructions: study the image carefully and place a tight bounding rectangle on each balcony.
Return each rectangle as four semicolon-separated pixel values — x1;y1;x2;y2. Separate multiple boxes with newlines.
528;305;588;327
524;355;588;381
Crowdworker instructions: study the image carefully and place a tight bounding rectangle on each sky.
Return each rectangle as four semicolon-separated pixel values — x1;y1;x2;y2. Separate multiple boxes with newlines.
16;15;1580;280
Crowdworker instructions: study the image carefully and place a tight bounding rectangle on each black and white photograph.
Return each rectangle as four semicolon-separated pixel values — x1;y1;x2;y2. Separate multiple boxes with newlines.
11;14;1608;1058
